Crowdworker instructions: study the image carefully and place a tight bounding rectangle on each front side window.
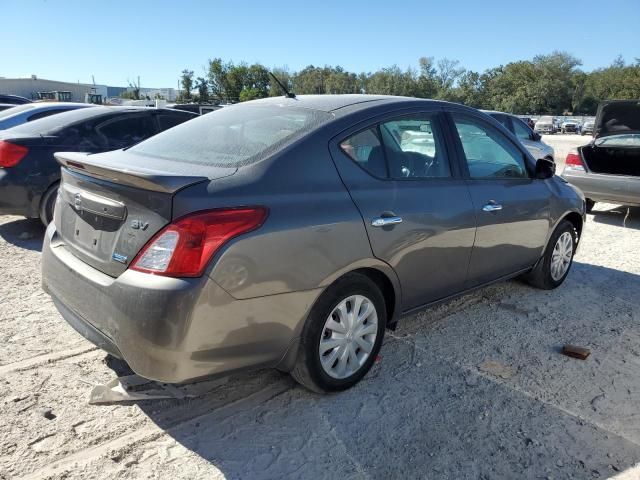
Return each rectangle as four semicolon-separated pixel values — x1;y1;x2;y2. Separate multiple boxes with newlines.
512;117;533;142
340;113;451;179
452;115;529;179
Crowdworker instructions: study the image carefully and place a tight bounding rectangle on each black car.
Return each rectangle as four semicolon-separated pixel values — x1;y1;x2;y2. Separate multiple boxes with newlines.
0;106;196;224
0;94;31;105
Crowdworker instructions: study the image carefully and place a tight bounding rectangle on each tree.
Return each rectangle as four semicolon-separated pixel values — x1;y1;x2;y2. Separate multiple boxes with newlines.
180;69;194;101
195;77;209;103
435;58;465;98
183;53;638;112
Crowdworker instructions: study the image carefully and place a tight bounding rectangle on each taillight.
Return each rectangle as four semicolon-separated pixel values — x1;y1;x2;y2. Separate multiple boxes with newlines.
0;141;29;168
564;150;585;172
130;207;268;277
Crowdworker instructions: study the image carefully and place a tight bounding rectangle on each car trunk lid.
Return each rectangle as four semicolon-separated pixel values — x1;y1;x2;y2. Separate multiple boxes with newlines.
594;100;640;138
54;150;236;277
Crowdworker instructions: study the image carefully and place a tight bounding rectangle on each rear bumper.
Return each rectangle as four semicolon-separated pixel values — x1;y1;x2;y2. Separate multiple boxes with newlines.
562;170;640;207
41;224;322;383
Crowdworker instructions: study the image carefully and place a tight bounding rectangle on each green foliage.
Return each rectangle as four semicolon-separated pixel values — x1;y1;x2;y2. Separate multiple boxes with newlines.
181;52;640;114
179;69;194;102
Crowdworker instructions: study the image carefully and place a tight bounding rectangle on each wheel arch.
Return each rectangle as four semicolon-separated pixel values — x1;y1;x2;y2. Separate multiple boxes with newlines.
275;263;401;373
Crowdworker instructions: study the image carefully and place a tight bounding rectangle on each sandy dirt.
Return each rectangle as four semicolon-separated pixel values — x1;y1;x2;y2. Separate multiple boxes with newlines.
2;134;640;479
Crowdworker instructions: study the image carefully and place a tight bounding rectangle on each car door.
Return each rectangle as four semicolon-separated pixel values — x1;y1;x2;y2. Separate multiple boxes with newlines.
329;109;477;310
446;110;551;286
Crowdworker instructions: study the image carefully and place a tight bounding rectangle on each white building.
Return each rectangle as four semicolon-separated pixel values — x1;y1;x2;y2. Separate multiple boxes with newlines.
0;76;108;102
0;76;177;102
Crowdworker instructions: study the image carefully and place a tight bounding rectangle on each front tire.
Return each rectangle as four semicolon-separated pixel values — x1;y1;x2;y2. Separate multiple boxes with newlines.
523;220;577;290
291;273;386;393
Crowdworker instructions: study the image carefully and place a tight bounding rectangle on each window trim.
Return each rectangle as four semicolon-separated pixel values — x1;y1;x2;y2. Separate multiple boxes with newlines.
444;110;535;181
335;109;457;182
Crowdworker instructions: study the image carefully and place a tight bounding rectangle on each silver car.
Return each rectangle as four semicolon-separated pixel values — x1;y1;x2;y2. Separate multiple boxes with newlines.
535;116;555;135
41;95;585;393
483;111;555;161
562;100;640;211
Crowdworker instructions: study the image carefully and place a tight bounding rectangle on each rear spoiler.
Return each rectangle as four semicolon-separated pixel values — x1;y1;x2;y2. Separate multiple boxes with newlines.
55;152;209;194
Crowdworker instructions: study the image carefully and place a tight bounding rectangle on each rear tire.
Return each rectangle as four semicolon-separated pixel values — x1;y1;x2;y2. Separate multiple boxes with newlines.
39;183;59;226
585;199;595;213
291;273;386;393
523;220;577;290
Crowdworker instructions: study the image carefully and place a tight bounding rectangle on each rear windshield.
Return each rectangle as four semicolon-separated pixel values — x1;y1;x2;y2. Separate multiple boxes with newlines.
130;104;332;167
8;106;100;134
0;104;35;120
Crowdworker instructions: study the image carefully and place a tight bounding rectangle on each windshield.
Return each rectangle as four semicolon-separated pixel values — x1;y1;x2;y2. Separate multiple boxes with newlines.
595;134;640;147
0;104;36;120
130;104;332;167
7;106;101;134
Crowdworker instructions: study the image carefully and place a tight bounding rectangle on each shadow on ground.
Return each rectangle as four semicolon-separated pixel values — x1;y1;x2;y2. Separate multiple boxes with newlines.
128;261;640;480
0;217;45;251
591;205;640;230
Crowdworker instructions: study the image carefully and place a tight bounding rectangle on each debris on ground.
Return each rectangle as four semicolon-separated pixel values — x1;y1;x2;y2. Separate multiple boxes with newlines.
478;360;514;379
89;375;191;404
88;374;230;404
562;344;591;360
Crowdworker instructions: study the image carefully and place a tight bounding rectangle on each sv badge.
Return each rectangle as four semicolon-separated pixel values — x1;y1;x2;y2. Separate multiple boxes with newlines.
130;219;149;230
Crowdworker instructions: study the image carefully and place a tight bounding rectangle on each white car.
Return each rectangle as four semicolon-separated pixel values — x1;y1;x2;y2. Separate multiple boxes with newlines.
0;102;90;130
534;116;555;135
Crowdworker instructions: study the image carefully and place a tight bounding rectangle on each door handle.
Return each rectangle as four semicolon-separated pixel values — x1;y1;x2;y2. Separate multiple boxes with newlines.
482;202;503;212
371;216;403;227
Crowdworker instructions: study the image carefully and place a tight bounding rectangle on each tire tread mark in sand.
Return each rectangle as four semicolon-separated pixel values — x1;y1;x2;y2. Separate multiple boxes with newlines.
385;334;640;449
21;383;292;480
0;345;98;376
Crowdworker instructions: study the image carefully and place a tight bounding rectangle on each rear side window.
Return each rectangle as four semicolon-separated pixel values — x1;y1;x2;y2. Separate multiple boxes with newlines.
452;114;529;179
157;112;194;131
340;113;451;179
96;114;158;149
130;105;332;167
27;109;72;122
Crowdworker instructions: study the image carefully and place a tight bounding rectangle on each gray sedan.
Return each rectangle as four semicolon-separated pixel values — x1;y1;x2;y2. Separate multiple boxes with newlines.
562;100;640;211
41;95;584;393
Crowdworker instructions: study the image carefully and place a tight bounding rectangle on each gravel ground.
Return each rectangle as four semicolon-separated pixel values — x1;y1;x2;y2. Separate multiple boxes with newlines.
2;134;640;480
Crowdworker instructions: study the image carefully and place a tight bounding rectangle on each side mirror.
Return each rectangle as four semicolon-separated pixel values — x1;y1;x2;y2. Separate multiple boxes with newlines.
535;157;555;179
531;132;542;141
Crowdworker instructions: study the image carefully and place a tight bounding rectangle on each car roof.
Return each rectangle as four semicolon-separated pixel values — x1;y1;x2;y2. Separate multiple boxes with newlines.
246;94;447;113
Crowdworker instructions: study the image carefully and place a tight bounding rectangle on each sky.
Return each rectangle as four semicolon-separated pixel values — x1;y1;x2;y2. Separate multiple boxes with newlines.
2;0;639;89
